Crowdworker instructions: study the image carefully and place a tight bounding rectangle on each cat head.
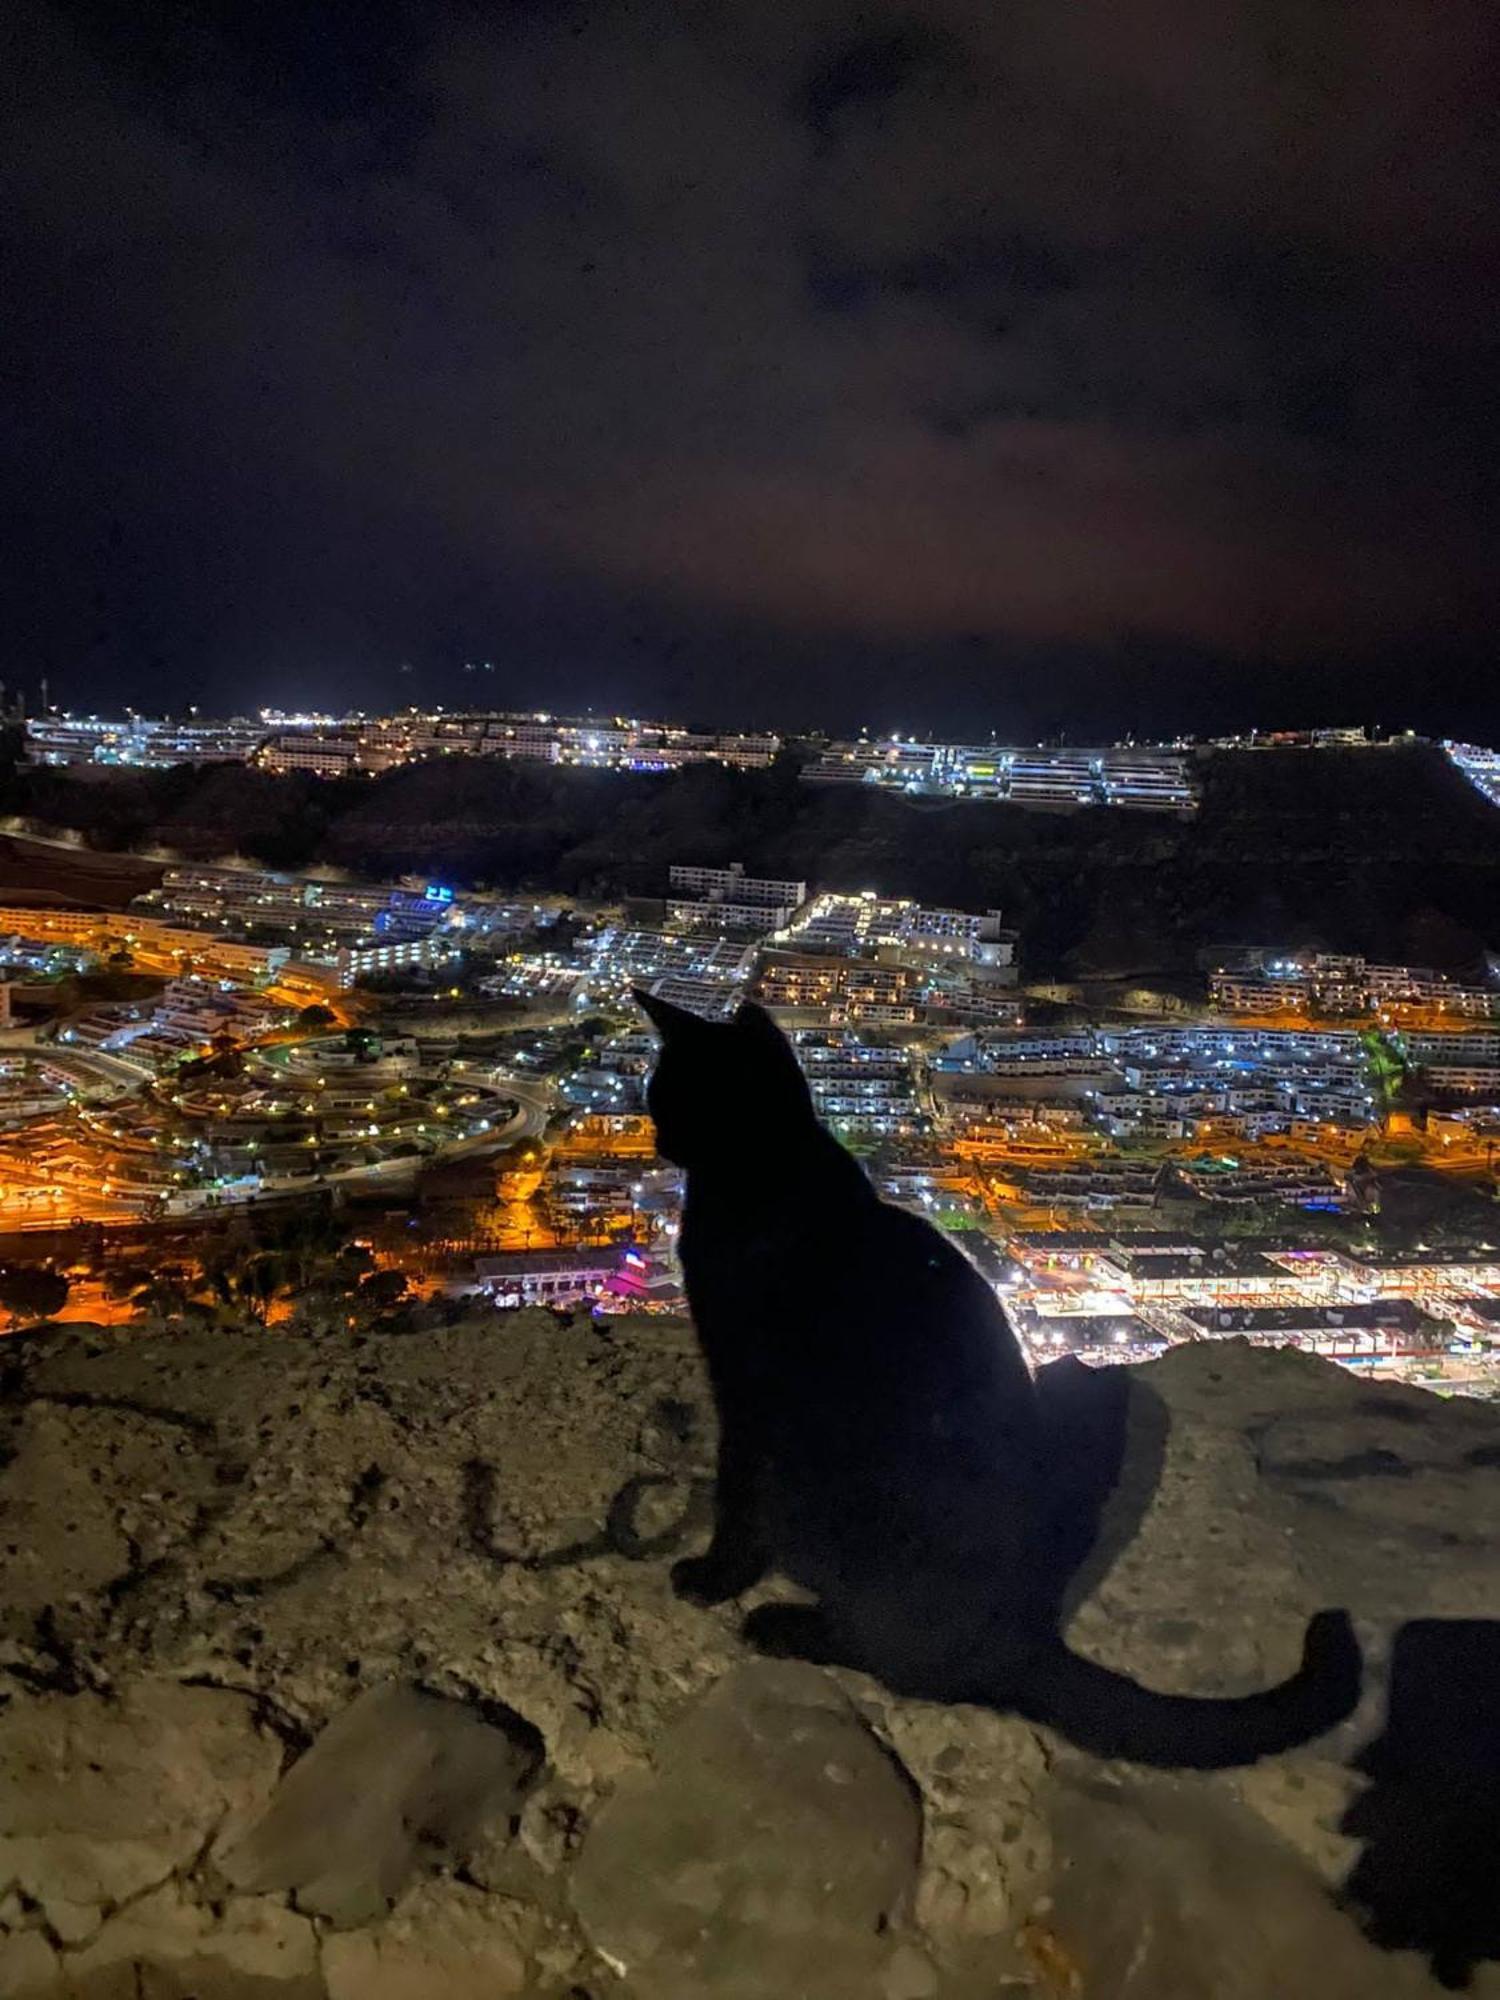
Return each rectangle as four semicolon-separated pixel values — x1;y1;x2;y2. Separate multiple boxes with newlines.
634;990;816;1169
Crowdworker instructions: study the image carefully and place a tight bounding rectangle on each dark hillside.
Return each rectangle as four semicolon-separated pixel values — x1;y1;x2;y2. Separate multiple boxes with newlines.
3;746;1497;977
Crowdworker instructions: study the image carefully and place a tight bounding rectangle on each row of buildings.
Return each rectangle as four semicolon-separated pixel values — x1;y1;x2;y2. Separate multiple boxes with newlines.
1208;949;1500;1021
25;710;1194;814
665;862;807;934
1446;742;1500;808
26;715;1500;829
0;905;291;987
260;713;781;776
474;866;1026;1033
1002;1231;1500;1368
0;894;460;998
25;714;270;768
801;739;1195;812
755;888;1020;1028
933;1024;1378;1143
139;863;523;936
558;1019;928;1138
23;711;781;777
602;872;1023;1030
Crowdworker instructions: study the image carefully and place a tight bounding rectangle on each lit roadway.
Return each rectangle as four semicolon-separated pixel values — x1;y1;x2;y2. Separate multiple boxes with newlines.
0;1056;556;1231
429;1064;554;1150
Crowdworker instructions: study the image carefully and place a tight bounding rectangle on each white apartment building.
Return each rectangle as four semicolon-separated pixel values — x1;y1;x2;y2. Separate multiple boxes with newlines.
485;719;561;760
1005;751;1099;806
0;907;103;944
833;1000;919;1026
805;741;1194;811
781;892;1017;976
640;974;742;1020
1420;1064;1500;1096
27;716;269;768
902;905;1008;944
758;953;918;1015
1448;742;1500;809
922;985;1026;1026
1098;752;1197;809
259;734;362;777
556;724;634;766
589;929;755;987
803;740;940;787
1210;973;1312;1013
1213;952;1500;1020
665;899;795;936
1406;1032;1500;1066
668;863;808;911
291;935;461;991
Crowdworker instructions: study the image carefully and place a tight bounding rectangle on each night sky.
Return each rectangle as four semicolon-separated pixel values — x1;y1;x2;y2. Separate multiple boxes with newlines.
7;1;1498;736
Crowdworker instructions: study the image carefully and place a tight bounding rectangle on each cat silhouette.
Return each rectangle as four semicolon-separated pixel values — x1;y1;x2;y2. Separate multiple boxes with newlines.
636;990;1362;1769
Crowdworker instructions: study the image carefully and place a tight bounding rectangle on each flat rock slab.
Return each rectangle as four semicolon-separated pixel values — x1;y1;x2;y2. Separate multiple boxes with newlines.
0;1681;280;1915
322;1876;529;2000
217;1680;542;1927
1040;1768;1460;2000
571;1659;923;2000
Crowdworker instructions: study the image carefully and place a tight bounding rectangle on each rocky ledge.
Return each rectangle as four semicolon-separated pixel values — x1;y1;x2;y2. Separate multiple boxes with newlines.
2;1311;1500;1999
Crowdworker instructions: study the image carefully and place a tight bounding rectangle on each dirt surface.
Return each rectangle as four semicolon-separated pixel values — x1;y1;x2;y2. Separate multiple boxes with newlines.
1;1314;1498;1996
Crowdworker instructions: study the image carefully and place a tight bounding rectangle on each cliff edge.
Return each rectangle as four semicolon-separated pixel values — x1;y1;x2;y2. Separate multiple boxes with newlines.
3;1312;1499;1998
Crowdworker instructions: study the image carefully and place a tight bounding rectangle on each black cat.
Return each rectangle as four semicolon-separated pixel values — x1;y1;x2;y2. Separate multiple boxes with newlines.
636;991;1362;1769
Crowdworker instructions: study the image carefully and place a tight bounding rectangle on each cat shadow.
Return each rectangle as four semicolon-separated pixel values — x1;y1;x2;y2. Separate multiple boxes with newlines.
1339;1618;1500;1990
1030;1353;1171;1630
1030;1369;1500;1988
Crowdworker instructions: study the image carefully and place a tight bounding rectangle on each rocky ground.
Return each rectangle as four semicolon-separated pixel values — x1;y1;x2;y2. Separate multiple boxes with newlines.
2;1308;1499;1998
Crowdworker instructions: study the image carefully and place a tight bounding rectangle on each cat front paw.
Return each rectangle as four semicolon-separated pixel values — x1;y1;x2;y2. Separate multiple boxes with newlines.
671;1552;754;1606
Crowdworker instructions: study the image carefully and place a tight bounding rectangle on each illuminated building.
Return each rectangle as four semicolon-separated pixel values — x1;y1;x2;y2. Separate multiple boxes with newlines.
1210;951;1500;1021
758;953;916;1016
1446;742;1500;809
930;1023;1377;1145
309;935;462;992
26;715;269;767
258;733;362;776
587;928;755;988
777;892;1017;981
471;1247;624;1308
1416;1062;1500;1096
1178;1300;1447;1356
802;740;1196;812
666;863;807;934
790;1030;926;1135
636;974;742;1020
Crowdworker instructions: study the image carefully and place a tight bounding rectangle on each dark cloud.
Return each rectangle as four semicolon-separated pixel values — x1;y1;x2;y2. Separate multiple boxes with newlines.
4;0;1498;732
798;22;957;146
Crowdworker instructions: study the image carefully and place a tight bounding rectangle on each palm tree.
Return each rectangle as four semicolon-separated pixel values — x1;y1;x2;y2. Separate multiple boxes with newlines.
128;1272;203;1320
249;1205;346;1292
204;1249;289;1325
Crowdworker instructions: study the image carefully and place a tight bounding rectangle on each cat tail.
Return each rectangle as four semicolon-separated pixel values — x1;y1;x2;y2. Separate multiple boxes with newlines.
1007;1609;1362;1770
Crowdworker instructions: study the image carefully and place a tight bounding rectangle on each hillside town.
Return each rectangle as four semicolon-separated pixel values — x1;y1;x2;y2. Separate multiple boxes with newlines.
0;821;1498;1396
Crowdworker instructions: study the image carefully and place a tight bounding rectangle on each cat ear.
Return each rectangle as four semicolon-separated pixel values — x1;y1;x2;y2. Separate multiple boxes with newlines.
732;1001;790;1047
634;988;709;1038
